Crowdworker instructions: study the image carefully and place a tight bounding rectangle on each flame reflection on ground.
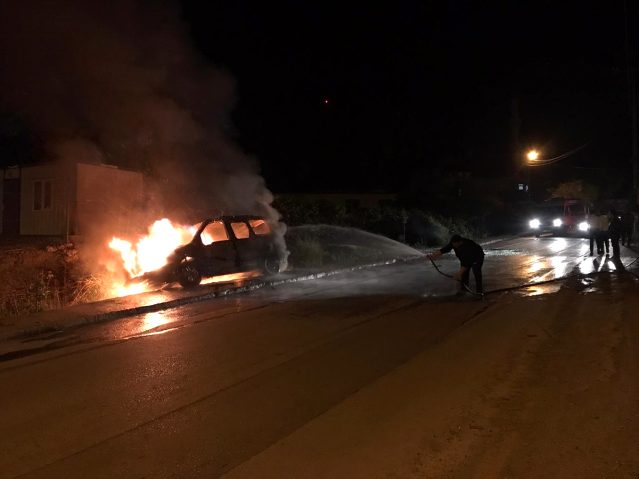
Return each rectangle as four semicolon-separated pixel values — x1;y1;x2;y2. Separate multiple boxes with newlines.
109;271;262;301
200;270;262;285
143;311;172;331
518;283;562;297
110;280;152;298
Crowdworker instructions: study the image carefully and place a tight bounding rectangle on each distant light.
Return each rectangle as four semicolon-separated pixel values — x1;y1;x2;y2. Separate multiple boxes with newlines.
527;149;539;162
323;98;330;105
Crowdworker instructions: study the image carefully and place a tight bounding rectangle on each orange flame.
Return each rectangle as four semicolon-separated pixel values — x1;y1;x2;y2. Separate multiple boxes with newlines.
109;219;198;278
108;218;201;296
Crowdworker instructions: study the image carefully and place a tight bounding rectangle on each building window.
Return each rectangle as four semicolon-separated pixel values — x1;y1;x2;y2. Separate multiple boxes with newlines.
33;180;52;211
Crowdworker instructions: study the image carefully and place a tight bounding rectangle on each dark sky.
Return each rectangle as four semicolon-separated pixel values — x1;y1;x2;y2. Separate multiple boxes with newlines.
0;1;637;195
181;1;638;192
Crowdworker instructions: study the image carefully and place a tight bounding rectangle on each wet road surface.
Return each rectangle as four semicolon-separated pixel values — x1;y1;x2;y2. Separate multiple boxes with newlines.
1;236;638;478
5;235;637;353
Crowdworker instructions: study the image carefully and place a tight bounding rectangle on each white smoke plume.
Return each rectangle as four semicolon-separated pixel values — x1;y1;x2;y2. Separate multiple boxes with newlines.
0;0;287;270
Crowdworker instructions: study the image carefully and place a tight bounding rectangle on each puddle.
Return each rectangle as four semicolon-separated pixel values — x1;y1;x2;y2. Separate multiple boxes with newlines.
514;283;562;297
580;287;598;293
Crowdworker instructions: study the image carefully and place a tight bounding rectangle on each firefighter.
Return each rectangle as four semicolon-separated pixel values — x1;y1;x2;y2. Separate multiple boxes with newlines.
609;209;622;257
427;234;485;295
621;209;635;246
589;210;608;255
596;209;610;255
588;211;599;256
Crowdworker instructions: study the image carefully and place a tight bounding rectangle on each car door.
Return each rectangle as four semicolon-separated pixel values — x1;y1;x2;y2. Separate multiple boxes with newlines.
228;219;260;268
199;220;236;275
247;218;272;253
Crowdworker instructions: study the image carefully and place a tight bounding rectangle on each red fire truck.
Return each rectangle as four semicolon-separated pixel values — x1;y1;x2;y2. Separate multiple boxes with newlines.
526;199;591;237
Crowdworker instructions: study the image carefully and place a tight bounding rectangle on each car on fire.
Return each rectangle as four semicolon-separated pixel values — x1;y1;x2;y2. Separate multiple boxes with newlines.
526;199;590;237
142;215;284;288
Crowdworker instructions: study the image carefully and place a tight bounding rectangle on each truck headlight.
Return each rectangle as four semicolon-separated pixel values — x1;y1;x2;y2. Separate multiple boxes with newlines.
552;218;562;227
578;221;590;231
529;218;541;229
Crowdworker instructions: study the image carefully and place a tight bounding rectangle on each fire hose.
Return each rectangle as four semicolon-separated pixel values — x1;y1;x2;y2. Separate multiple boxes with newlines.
426;255;484;297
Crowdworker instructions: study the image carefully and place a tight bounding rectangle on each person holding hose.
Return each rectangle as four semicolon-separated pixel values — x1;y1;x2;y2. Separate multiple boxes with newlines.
427;234;485;295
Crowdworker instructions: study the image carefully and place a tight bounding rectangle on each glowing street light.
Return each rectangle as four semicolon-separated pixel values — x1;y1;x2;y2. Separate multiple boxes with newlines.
523;149;540;198
526;149;539;162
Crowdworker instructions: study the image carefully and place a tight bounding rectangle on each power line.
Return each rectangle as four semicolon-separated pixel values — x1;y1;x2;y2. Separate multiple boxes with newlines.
528;142;590;167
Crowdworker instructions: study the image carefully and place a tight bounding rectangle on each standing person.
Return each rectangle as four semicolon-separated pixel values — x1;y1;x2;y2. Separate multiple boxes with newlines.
608;209;622;257
596;210;610;255
588;211;600;256
427;234;485;295
621;209;635;246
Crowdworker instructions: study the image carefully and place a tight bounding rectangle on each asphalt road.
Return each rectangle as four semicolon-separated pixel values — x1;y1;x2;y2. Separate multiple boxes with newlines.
1;236;638;478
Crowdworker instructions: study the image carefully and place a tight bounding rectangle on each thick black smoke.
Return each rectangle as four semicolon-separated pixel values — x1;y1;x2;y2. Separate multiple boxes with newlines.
0;0;277;223
0;0;288;276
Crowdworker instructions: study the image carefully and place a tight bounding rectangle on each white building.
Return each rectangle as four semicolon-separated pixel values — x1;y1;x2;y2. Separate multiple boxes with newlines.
1;162;143;237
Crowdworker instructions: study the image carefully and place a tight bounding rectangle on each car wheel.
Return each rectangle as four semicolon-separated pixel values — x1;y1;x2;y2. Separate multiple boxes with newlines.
263;256;282;275
178;263;201;288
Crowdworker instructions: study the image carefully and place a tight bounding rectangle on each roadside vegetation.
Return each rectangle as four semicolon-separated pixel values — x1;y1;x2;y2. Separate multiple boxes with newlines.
0;241;76;319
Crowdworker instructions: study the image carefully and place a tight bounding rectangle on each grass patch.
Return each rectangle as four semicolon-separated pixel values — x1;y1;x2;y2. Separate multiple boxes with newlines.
0;242;79;319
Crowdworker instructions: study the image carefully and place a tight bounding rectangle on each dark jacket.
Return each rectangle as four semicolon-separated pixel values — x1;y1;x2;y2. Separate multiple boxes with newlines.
440;238;485;268
609;214;622;235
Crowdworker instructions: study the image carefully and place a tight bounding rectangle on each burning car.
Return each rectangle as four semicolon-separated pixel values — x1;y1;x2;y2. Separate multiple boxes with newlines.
139;215;284;288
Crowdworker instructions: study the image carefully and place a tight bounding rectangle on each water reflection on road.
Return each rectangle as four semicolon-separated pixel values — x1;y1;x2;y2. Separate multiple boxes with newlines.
488;236;637;298
116;237;635;339
115;237;638;319
2;237;637;360
99;235;639;338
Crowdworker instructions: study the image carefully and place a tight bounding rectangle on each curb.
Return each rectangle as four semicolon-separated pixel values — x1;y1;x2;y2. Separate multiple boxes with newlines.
3;255;426;341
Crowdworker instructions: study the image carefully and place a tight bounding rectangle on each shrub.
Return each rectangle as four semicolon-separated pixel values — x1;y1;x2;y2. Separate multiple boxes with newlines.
70;275;107;305
287;235;325;268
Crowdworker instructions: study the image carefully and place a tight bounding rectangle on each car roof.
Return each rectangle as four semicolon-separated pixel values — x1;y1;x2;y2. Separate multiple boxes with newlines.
204;215;266;222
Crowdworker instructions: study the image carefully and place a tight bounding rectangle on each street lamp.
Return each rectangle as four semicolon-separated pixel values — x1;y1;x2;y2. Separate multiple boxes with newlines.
526;149;539;163
524;149;540;198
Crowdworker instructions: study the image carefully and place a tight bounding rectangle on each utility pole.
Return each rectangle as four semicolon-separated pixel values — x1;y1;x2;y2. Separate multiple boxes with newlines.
624;0;638;200
510;93;522;175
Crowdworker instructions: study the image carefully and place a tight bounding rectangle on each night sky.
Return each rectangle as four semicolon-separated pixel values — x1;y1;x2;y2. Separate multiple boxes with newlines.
1;1;638;196
181;1;638;192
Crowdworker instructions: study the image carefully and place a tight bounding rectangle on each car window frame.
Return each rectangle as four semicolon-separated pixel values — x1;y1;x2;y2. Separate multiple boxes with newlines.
229;221;252;240
200;220;230;245
248;219;271;236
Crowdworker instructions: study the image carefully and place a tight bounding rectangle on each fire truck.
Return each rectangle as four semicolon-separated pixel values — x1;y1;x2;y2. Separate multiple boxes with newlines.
526;199;591;237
